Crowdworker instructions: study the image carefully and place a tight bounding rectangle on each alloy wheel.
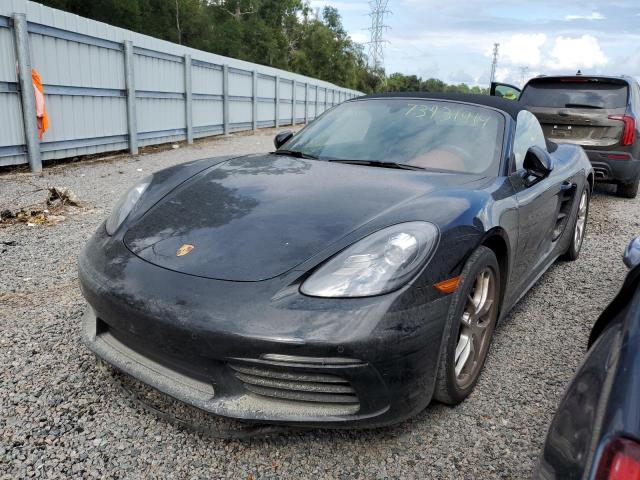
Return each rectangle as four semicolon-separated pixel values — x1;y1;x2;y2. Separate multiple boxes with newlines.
454;267;497;389
573;190;588;252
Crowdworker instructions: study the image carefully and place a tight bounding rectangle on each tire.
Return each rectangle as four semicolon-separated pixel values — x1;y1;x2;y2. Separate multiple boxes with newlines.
617;178;639;199
434;246;501;405
562;186;589;261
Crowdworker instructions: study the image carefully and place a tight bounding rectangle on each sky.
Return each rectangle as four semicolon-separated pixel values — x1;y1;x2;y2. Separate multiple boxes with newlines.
308;0;640;87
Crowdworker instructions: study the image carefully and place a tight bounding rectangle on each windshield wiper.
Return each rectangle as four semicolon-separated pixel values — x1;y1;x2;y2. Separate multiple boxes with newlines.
328;159;425;171
273;149;319;159
564;103;603;109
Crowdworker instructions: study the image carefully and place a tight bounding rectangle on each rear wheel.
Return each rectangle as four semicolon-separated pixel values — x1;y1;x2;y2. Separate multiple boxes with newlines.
562;187;589;261
617;178;639;199
434;246;500;405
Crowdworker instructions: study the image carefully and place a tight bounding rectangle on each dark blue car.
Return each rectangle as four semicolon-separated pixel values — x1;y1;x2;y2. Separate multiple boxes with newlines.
80;93;593;428
536;237;640;479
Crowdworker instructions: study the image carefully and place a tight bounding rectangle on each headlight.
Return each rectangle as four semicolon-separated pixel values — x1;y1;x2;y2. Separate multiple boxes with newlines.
105;177;151;235
300;221;439;298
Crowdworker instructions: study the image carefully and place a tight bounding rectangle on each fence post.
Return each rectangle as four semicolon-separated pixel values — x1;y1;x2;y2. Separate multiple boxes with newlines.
274;74;280;129
123;40;138;155
222;64;229;135
252;70;258;131
304;82;309;124
184;54;193;144
313;85;318;119
291;81;296;126
13;13;41;173
324;87;327;113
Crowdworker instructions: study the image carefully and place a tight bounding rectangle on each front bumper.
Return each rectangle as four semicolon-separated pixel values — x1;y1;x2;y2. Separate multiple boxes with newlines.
584;149;640;183
79;227;452;428
82;308;393;424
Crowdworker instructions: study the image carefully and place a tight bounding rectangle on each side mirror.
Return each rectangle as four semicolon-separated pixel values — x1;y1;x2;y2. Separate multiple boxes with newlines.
274;130;294;149
490;82;522;101
624;236;640;269
523;146;553;179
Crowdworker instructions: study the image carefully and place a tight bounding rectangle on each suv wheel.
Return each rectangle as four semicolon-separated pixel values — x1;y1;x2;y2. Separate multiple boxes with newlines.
617;178;639;199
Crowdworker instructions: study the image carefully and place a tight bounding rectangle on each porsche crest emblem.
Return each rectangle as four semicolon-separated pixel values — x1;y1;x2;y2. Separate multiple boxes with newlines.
176;244;195;257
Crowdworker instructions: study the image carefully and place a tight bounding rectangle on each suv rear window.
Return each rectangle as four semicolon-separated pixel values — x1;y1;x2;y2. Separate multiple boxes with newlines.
520;80;628;109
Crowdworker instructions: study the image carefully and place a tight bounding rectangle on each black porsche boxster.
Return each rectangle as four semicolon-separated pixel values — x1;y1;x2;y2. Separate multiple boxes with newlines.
80;93;593;428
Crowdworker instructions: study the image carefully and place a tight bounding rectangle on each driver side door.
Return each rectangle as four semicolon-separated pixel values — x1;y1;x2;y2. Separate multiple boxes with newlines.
509;111;564;295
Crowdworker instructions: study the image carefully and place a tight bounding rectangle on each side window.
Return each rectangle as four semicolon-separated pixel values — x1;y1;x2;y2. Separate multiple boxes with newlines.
513;110;547;170
494;84;520;101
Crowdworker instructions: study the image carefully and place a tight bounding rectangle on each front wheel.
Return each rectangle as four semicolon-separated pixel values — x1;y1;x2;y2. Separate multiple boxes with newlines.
434;246;501;405
562;187;589;261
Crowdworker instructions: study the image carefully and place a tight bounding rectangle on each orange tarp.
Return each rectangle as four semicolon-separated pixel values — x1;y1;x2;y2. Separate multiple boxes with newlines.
31;68;49;140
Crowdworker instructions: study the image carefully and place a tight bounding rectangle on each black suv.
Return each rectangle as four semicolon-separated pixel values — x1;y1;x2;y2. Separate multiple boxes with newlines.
492;76;640;198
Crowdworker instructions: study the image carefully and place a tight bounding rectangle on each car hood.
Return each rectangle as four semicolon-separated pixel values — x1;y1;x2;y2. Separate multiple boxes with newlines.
124;154;477;281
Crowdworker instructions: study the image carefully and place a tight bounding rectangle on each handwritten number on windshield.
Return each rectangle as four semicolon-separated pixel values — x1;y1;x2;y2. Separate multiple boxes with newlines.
405;103;490;128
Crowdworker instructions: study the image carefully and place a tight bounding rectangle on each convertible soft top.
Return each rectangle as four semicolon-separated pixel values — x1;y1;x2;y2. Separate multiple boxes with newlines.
358;92;529;120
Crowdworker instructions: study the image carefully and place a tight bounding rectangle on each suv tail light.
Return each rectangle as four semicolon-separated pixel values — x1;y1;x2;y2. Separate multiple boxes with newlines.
608;115;637;146
595;437;640;480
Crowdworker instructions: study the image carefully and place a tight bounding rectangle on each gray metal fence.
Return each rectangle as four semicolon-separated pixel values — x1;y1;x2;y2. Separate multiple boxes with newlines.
0;0;361;172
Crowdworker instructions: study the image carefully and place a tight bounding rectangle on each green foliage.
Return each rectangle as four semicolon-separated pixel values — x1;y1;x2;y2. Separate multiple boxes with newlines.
385;73;489;95
34;0;487;95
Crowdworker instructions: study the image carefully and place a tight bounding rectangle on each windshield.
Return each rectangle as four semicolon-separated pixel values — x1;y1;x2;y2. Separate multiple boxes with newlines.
281;98;505;175
520;81;629;109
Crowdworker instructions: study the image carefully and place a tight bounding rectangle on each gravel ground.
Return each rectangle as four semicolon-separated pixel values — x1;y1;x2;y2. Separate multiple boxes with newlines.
1;129;638;479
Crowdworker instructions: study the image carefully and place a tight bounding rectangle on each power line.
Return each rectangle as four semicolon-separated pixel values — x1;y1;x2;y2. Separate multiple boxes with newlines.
367;0;391;72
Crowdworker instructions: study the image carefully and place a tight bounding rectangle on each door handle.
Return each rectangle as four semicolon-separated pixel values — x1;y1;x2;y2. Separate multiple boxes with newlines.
560;181;576;191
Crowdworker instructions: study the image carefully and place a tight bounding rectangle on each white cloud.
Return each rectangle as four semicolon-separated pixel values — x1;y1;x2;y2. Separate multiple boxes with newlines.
547;35;608;70
308;1;369;13
349;31;368;44
609;48;640;77
494;67;512;83
447;70;474;84
491;67;539;88
500;33;547;67
565;12;606;21
391;30;489;51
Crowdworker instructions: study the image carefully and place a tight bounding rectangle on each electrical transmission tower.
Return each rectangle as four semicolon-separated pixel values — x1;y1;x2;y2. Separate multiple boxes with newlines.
519;66;529;87
489;43;499;84
367;0;391;72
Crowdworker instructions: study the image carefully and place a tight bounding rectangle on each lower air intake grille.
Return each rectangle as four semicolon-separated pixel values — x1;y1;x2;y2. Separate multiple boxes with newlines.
229;363;360;406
